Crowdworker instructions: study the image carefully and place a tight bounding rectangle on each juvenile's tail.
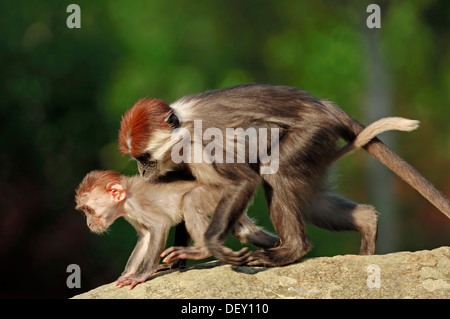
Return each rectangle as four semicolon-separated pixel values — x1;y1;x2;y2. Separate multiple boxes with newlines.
322;99;450;218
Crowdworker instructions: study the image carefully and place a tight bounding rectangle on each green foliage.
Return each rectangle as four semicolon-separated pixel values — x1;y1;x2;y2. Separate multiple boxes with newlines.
1;0;449;297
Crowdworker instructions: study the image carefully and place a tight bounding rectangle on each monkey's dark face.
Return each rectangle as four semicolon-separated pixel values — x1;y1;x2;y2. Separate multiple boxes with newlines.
119;98;182;181
133;127;181;181
135;152;161;181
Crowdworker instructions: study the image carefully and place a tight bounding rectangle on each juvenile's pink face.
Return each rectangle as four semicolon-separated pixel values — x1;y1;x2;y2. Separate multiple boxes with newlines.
76;189;123;233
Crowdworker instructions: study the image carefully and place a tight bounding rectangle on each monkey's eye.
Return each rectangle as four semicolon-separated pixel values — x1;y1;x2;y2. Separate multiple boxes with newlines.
136;153;151;164
166;112;179;129
83;207;94;215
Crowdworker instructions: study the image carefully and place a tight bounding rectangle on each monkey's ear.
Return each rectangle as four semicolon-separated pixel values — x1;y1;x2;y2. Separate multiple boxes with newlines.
106;182;126;202
166;112;179;129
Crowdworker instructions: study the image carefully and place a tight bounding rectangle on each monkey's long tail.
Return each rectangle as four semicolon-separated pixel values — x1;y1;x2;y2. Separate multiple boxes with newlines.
322;100;450;218
334;117;419;161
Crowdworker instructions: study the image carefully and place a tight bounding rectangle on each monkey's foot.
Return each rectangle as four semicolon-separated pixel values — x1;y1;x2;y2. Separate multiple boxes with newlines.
209;245;252;266
156;259;187;272
242;246;310;267
161;246;212;263
241;250;274;266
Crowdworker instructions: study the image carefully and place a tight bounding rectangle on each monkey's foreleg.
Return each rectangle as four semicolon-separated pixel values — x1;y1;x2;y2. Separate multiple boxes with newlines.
115;226;170;289
115;232;150;283
204;179;258;265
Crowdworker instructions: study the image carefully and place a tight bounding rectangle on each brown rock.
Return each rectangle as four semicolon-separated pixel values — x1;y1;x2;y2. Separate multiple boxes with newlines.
72;246;450;299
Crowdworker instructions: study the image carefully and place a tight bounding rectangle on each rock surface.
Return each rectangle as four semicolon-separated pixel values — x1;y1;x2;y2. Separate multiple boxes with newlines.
73;246;449;299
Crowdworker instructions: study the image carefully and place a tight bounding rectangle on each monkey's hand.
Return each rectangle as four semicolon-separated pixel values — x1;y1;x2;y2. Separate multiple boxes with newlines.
160;246;212;263
114;271;134;285
114;272;154;290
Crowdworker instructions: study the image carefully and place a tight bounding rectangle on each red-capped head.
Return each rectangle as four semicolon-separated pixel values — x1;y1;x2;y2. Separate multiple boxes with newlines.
119;98;180;180
119;98;172;157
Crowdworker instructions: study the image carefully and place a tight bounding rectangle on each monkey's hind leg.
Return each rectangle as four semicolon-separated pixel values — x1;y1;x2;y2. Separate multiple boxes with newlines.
304;193;378;255
241;183;314;267
231;214;281;249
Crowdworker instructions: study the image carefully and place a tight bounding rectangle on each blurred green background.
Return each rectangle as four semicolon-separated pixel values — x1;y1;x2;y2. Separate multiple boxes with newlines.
0;0;449;298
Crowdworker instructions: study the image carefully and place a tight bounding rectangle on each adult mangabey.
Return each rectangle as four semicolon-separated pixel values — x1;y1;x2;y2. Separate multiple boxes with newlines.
75;170;279;289
119;84;450;267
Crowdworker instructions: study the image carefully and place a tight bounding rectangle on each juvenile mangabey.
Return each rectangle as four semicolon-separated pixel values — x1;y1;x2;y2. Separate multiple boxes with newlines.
75;170;279;289
119;84;450;267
